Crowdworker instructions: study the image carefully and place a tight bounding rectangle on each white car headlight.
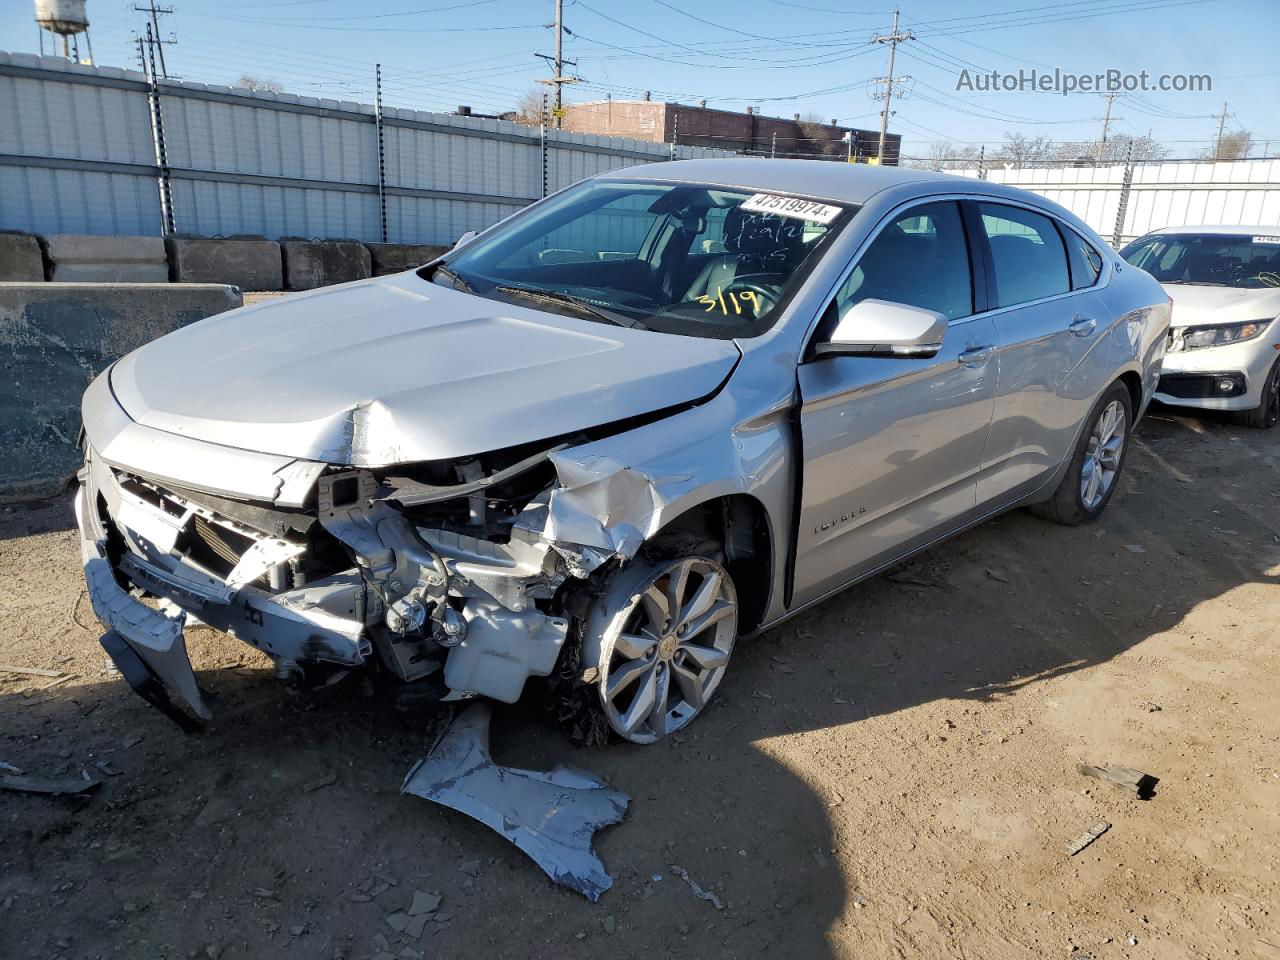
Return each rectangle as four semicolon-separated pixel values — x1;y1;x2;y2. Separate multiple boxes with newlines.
1170;318;1272;352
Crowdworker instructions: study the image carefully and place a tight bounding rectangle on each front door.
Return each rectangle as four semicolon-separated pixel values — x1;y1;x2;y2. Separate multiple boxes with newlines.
791;200;998;605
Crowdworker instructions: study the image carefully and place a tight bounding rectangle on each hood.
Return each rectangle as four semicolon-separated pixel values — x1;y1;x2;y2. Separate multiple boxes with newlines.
109;273;740;466
1162;283;1280;328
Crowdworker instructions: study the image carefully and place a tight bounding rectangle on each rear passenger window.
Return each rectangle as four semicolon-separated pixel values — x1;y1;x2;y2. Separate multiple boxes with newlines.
978;203;1070;307
1065;228;1104;289
835;200;973;321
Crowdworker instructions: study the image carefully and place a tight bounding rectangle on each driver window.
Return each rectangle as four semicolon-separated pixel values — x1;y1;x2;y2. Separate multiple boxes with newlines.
834;201;974;322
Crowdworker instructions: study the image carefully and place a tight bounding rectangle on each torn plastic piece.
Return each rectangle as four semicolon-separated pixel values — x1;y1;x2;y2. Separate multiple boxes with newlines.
671;864;725;909
401;704;628;902
99;630;205;733
0;772;101;796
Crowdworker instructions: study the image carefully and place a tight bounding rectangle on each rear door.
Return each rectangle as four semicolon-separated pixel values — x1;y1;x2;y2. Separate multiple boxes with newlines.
791;200;999;605
968;201;1113;506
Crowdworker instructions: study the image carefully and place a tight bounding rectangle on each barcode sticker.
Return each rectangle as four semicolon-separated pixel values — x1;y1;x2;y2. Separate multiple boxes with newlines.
740;193;843;224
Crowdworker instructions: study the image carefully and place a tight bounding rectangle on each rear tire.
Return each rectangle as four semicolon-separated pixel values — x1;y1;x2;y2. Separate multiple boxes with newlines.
1229;355;1280;429
1031;382;1133;526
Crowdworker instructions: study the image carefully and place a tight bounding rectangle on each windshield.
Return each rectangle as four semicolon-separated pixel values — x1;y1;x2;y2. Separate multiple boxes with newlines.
1120;232;1280;289
423;179;851;339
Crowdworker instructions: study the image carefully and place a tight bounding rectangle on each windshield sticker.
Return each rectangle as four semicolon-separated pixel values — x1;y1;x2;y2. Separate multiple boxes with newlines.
740;193;842;224
1252;235;1280;244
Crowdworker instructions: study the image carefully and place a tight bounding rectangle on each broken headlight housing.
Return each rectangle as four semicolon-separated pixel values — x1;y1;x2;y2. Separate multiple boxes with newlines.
1169;318;1272;352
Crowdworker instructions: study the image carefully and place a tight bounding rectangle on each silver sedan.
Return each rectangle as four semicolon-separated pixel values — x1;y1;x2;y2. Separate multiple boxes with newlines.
77;159;1170;742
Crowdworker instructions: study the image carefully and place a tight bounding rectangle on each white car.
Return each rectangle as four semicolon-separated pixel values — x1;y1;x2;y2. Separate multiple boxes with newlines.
1121;226;1280;427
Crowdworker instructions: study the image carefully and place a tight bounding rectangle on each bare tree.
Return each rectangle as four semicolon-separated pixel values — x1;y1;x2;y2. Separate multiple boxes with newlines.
509;89;547;126
907;141;983;170
1051;133;1168;164
993;132;1054;169
237;74;284;94
1211;129;1252;160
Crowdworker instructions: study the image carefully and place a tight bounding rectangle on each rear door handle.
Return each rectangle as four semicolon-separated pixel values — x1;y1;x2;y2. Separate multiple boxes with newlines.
958;345;994;368
1069;316;1097;337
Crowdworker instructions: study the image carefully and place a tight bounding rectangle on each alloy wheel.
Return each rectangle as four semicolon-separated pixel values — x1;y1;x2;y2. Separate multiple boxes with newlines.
1080;399;1126;511
597;556;738;744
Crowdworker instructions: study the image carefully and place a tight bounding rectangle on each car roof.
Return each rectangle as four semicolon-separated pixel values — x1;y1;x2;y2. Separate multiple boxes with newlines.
602;158;983;205
1142;224;1280;236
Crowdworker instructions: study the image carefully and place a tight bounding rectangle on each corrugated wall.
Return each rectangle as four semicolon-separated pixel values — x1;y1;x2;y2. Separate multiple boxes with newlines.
957;159;1280;245
0;51;736;243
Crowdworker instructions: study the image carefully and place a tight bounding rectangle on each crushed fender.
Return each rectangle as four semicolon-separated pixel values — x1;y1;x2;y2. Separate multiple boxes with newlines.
543;453;678;575
401;704;629;902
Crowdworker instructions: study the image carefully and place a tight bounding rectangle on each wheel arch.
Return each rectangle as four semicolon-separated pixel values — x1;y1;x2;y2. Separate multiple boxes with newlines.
651;493;774;634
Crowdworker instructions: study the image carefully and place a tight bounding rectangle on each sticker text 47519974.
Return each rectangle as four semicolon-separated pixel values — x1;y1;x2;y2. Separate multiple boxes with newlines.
739;193;842;224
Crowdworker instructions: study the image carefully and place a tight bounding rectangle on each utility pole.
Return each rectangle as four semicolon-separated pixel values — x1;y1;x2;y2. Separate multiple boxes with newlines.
872;9;912;164
1096;91;1116;162
133;2;175;78
536;0;579;129
1214;101;1229;159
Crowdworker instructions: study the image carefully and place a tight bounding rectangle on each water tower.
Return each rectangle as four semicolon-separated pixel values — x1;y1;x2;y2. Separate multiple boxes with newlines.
35;0;94;64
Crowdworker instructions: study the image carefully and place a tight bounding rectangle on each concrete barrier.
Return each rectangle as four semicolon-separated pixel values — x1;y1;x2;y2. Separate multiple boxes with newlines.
366;242;450;276
0;282;243;500
166;235;283;290
280;239;372;291
0;233;45;282
45;234;169;283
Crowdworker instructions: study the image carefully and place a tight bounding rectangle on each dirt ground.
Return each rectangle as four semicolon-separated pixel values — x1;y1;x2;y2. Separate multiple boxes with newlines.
1;404;1277;960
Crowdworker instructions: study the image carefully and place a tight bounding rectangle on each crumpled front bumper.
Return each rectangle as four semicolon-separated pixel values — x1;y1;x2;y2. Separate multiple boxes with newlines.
77;449;371;728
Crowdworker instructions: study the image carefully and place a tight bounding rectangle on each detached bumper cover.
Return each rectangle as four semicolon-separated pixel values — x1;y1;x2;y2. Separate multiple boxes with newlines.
77;485;212;722
402;704;629;901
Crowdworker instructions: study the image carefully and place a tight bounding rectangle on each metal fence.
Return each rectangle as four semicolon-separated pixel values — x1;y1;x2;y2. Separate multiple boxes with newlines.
0;51;736;245
953;157;1280;247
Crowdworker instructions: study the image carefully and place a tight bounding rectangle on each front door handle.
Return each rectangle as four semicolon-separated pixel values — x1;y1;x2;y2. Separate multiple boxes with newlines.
958;345;994;368
1069;315;1097;337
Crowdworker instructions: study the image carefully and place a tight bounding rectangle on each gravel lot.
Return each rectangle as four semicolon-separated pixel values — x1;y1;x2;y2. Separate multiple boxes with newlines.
1;405;1277;960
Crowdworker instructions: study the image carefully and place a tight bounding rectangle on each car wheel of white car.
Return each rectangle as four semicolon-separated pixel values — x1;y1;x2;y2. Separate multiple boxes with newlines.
1231;355;1280;429
1031;382;1133;526
582;541;738;745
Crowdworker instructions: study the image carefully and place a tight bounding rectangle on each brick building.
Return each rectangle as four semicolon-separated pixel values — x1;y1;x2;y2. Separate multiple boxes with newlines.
559;99;901;165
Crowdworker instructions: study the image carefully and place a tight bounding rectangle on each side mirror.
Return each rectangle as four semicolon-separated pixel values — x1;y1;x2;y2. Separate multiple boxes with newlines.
452;230;478;251
814;298;947;358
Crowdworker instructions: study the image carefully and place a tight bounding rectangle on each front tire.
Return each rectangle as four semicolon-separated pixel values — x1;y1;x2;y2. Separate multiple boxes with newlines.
1230;355;1280;429
580;540;738;745
1031;382;1133;526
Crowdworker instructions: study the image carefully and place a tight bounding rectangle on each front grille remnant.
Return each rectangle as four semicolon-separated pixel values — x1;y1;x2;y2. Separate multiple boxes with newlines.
194;515;242;568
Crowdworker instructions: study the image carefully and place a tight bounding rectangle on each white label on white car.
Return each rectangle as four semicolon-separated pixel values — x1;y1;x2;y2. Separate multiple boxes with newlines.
739;193;842;224
1252;235;1280;244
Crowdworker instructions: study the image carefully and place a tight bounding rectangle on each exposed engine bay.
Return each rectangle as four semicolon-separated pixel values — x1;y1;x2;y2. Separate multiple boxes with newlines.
76;410;688;728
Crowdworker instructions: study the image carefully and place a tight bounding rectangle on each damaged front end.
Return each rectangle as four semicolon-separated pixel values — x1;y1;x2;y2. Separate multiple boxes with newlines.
77;416;678;730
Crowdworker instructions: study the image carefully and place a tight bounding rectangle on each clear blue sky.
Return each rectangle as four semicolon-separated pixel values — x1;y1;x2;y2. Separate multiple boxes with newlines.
4;0;1277;158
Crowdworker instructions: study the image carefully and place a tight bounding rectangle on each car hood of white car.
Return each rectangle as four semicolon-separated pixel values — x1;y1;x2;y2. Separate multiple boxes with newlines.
1162;283;1280;328
108;272;741;467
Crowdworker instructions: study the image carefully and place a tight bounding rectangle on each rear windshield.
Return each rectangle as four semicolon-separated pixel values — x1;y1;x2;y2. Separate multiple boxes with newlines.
422;179;851;339
1120;232;1280;288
